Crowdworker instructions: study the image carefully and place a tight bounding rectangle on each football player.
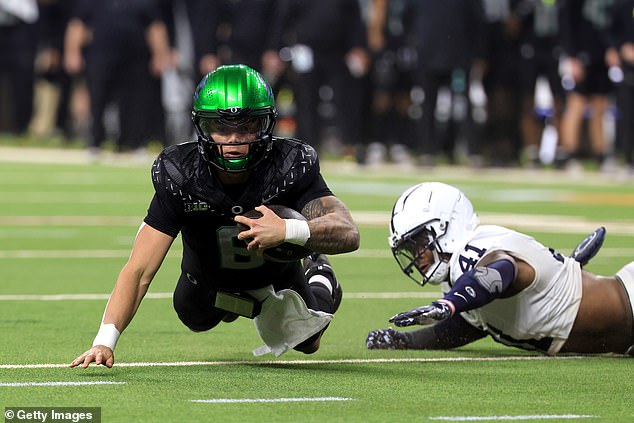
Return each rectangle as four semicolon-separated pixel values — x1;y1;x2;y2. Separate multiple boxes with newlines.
71;65;360;368
366;182;634;356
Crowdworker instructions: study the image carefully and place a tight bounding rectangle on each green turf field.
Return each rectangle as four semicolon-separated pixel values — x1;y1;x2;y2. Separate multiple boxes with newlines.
1;151;634;422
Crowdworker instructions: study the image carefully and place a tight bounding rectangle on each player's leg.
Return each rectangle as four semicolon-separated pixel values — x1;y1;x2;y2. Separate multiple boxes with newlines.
558;91;585;167
290;254;342;353
303;253;342;314
172;272;231;332
615;262;634;355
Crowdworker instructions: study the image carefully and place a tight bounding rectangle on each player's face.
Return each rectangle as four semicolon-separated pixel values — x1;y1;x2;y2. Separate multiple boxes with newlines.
413;241;435;276
208;120;260;158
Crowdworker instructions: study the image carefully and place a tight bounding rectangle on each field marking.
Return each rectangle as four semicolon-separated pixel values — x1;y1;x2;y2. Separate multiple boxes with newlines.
191;397;352;404
0;356;588;370
429;415;595;421
0;216;142;226
0;381;126;387
2;213;634;234
0;249;389;259
0;144;627;188
0;292;438;301
1;247;633;260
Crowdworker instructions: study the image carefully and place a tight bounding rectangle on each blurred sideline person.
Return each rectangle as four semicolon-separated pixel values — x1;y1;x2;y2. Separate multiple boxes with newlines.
366;182;634;356
516;0;565;168
262;0;370;153
606;0;634;178
0;0;38;135
557;0;615;173
363;0;417;167
71;65;359;368
408;0;487;166
64;0;173;155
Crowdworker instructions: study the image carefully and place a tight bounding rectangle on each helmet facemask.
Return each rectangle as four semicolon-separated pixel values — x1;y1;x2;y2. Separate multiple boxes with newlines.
194;108;275;172
391;220;450;286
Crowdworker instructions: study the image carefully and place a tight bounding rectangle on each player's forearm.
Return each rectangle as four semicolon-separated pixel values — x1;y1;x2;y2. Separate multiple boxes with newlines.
407;316;487;349
146;21;171;58
101;266;152;334
302;197;360;254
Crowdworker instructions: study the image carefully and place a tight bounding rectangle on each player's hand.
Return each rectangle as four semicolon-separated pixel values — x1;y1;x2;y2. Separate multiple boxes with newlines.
366;328;409;350
70;345;114;368
389;301;453;327
235;205;285;253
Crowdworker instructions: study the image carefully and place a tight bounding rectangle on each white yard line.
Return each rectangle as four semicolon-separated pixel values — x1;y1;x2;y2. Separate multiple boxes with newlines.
0;356;587;370
191;397;352;404
429;416;595;421
0;381;126;387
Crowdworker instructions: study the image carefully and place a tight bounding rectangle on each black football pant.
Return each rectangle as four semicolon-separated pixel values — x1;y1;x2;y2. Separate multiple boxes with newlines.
172;262;333;333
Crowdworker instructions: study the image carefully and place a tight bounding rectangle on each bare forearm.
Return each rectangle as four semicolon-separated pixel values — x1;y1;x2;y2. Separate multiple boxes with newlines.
146;22;170;58
302;196;360;254
102;266;152;333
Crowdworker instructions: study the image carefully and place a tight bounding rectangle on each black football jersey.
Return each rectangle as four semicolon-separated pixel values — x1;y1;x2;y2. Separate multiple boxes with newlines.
143;138;332;291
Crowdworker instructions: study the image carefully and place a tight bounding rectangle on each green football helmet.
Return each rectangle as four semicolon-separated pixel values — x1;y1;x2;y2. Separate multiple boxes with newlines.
192;64;277;172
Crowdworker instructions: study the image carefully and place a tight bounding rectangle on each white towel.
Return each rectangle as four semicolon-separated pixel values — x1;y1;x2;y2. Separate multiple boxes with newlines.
246;285;333;357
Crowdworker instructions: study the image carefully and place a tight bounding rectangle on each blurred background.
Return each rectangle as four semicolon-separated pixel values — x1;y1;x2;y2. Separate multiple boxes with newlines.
1;0;633;177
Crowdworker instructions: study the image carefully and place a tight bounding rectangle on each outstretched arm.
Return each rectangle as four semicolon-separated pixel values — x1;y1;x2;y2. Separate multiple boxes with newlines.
390;251;518;327
70;223;174;368
366;314;487;350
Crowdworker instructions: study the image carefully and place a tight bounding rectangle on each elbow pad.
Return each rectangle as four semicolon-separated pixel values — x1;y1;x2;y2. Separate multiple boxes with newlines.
443;259;516;313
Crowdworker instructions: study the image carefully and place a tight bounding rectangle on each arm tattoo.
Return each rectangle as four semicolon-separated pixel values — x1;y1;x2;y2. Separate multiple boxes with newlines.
301;196;360;254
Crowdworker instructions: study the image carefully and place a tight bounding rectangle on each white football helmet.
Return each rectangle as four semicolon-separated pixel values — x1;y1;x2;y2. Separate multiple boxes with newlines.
389;182;479;286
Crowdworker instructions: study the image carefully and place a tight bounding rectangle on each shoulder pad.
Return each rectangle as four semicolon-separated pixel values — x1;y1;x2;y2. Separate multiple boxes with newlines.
261;137;319;202
151;142;200;197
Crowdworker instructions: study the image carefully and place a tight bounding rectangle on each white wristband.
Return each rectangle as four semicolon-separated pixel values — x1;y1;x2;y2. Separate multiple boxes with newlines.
284;219;310;246
92;323;120;351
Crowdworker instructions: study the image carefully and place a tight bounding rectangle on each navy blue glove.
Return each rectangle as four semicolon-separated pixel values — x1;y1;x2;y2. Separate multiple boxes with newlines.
389;301;453;327
365;328;410;349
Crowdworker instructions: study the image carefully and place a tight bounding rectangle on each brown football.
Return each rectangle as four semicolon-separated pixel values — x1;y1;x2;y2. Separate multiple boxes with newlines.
237;205;313;262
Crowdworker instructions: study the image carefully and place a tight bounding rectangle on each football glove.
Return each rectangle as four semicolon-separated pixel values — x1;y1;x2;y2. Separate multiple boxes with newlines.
365;328;410;350
571;226;605;267
389;301;453;327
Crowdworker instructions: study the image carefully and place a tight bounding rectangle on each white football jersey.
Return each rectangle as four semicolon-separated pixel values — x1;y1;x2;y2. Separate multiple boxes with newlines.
445;225;582;355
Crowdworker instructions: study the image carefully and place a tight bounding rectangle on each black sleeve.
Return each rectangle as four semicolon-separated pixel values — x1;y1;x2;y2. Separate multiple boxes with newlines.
143;193;182;238
288;157;333;212
143;154;185;237
405;313;488;349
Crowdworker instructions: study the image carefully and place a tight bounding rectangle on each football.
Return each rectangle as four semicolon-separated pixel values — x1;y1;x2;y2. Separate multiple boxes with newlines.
238;204;313;262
